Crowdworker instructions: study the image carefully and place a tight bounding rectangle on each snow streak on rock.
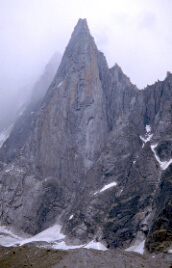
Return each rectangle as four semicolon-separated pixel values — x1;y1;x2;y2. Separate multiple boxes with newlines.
58;81;63;87
140;125;153;147
0;125;13;148
146;125;151;133
69;215;74;220
151;144;172;170
94;182;117;195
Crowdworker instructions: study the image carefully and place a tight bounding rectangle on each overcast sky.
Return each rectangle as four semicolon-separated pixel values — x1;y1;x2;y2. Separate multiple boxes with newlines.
0;0;172;98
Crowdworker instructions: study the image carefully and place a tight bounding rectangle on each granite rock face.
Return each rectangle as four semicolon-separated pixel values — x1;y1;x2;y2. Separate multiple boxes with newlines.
0;19;172;252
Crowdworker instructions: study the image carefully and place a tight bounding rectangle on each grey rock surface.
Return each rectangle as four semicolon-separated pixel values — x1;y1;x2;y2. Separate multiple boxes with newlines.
0;18;172;252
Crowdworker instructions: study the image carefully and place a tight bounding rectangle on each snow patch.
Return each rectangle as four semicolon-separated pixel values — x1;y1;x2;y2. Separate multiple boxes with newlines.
125;240;145;254
168;249;172;253
53;241;84;250
0;226;23;247
58;81;63;87
0;225;107;251
5;165;23;173
0;224;65;247
140;125;153;147
0;226;18;237
19;225;65;246
146;125;151;133
151;144;172;170
0;125;13;148
140;134;153;144
69;215;73;220
84;240;107;251
94;182;117;195
53;240;107;251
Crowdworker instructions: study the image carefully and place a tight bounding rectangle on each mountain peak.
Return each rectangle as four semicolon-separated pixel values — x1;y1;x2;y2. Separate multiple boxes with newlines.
55;18;96;80
70;18;90;40
75;18;88;30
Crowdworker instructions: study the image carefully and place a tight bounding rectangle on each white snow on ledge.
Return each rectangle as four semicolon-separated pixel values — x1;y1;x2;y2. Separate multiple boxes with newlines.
94;182;117;195
151;144;172;170
125;240;145;255
69;214;74;220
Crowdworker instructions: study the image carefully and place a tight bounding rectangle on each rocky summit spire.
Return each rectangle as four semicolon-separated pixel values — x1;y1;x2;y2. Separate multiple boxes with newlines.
73;18;89;34
42;17;108;171
67;18;91;48
0;19;110;234
54;18;97;82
